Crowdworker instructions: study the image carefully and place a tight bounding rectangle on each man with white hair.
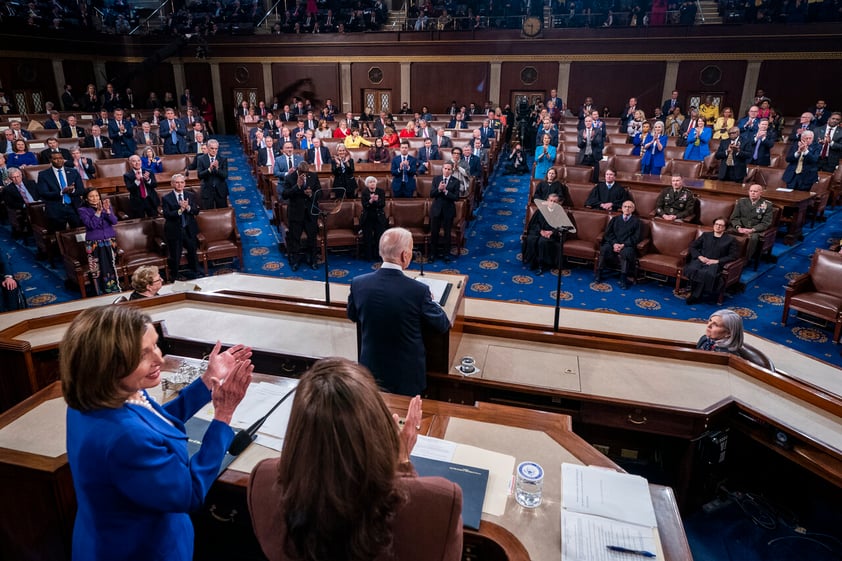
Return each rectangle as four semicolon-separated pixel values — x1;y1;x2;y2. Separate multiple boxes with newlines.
347;227;451;396
196;138;229;208
782;129;820;191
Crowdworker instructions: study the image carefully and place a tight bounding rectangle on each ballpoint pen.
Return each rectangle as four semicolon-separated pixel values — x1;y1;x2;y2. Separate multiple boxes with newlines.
606;545;656;558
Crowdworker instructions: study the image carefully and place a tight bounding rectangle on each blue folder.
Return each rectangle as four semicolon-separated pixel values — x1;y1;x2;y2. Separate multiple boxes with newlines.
410;455;490;530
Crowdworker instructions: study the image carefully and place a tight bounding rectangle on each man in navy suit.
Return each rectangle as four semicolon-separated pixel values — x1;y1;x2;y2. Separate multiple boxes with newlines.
429;163;461;263
390;141;418;197
257;136;281;168
1;250;25;312
124;155;160;218
347;227;451;396
108;108;136;158
783;130;821;191
161;108;188;154
36;151;84;231
417;137;439;174
162;174;201;279
274;141;304;195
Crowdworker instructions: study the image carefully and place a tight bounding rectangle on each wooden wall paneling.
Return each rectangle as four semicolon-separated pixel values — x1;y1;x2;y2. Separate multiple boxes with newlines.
499;62;559;110
270;63;340;111
568;61;666;121
409;62;489;114
218;62;265;134
674;60;748;118
0;58;57;112
352;62;401;114
757;60;842;118
183;62;214;110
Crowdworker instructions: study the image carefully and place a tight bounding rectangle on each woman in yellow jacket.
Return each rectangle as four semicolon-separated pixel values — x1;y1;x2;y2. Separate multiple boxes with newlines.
344;128;373;149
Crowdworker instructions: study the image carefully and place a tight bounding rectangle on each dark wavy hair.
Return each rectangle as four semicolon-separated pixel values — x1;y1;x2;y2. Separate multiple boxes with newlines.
278;358;405;561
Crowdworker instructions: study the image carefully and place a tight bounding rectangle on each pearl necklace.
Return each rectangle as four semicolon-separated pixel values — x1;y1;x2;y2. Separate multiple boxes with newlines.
125;392;154;410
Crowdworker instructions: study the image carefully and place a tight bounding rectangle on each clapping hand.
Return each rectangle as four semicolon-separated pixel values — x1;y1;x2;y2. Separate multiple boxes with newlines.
394;395;422;463
202;341;253;391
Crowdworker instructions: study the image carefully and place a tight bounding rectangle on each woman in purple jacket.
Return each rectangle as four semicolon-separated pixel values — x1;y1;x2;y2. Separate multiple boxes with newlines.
77;188;121;294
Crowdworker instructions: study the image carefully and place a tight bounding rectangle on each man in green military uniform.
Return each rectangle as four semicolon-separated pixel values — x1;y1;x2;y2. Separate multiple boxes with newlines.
654;175;697;222
729;183;775;262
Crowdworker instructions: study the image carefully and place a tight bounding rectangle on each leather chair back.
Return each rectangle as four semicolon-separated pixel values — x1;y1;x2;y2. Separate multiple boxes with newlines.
95;158;129;178
628;188;659;217
810;249;842;295
569;209;609;243
664;159;702;179
697;198;735;226
612;155;642;175
566;182;592;209
160;155;190;173
607;133;628;145
605;144;636;157
648;219;698;257
755;167;787;189
556;152;579;167
347;147;369;162
564;166;594;184
664;146;685;161
416;176;433;198
23;164;51;183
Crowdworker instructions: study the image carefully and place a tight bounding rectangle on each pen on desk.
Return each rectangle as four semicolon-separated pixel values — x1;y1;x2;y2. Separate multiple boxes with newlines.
606;545;656;558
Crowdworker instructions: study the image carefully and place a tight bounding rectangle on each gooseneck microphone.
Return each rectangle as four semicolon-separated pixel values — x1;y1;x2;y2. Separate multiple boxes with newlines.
227;387;297;456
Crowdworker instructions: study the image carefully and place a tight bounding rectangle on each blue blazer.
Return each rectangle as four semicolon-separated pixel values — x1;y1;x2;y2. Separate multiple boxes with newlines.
160;119;188;154
683;126;712;161
640;134;668;170
390;154;418;194
66;380;234;561
782;142;821;190
347;267;450;396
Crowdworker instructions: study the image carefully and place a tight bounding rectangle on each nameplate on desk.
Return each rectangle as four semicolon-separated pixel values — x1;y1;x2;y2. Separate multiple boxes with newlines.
410;455;489;530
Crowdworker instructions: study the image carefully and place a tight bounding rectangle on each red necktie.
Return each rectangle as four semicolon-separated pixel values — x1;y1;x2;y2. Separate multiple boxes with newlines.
136;171;147;198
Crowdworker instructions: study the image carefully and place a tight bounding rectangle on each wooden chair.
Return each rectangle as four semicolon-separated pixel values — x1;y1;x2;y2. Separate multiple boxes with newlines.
388;199;429;257
27;202;60;262
680;230;748;305
612;155;642;176
628;188;660;218
94;159;129;180
564;209;610;271
663;159;702;179
317;200;359;259
782;249;842;343
564;166;594;184
697;198;736;226
196;208;243;274
114;218;169;285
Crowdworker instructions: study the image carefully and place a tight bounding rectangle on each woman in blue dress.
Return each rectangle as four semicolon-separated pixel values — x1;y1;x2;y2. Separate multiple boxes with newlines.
631;121;651;156
640;121;668;175
533;133;556;179
683;122;712;161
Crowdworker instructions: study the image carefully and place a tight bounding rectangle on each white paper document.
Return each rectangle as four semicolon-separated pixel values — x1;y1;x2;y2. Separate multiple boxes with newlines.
411;276;450;305
561;463;661;561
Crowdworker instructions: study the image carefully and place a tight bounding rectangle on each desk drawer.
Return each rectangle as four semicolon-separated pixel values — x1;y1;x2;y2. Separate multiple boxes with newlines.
579;401;708;439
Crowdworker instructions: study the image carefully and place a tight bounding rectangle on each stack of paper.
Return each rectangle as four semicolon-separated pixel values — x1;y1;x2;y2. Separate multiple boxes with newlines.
560;463;662;561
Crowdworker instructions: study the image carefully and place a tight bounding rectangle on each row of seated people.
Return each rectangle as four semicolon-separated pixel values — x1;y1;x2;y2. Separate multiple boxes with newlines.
48;187;242;298
522;195;750;305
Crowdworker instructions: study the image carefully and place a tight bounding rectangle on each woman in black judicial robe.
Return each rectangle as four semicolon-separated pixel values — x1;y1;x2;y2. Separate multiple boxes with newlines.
533;167;572;207
684;217;738;304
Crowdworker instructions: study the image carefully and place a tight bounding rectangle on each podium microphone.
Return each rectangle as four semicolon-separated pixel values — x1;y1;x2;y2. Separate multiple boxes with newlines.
227;387;297;456
415;249;425;276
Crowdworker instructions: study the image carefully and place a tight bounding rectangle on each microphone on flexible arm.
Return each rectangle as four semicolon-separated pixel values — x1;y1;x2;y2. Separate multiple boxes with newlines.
227;387;297;456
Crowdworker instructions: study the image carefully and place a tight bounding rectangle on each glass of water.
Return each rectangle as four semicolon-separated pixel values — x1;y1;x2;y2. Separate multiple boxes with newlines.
515;461;544;508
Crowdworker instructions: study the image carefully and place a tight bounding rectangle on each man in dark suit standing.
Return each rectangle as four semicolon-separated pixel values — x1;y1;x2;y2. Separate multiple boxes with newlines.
162;174;201;279
595;200;640;289
347;227;451;396
816;111;842;173
390;141;418;198
740;119;775;167
1;250;25;312
429;162;461;263
197;139;229;209
282;162;320;271
305;137;331;169
36;151;84;231
662;90;681;117
161;108;188;154
577;116;604;183
124;155;160;219
108;108;136;158
715;127;748;183
782;130;820;191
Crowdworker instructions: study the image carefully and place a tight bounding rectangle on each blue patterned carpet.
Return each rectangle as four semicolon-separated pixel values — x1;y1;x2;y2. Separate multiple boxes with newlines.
3;135;841;368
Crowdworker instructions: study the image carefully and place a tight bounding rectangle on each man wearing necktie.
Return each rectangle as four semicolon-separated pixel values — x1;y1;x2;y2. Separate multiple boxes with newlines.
390;142;418;198
3;166;40;209
788;112;815;145
161;108;188;154
36;151;84;231
429;162;461;263
197;139;229;209
738;105;760;134
739;119;775;167
162;174;201;279
69;148;96;181
108;108;136;158
417;138;439;174
783;130;820;191
258;136;280;168
124;155;160;219
596;200;640;289
83;125;111;150
816;111;842;172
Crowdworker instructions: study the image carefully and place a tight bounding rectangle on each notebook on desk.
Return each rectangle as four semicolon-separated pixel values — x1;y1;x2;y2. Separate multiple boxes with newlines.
185;417;239;476
410;455;489;530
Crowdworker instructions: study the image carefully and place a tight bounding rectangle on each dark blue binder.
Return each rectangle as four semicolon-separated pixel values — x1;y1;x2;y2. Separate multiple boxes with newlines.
410;455;489;530
185;417;238;476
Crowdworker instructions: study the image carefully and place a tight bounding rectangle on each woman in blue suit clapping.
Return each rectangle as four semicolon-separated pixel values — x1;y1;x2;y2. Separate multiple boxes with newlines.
641;121;668;175
62;305;254;561
141;146;163;174
684;122;712;161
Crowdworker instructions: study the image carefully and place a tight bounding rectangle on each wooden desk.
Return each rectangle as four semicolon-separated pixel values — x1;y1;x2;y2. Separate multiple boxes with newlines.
618;174;814;244
0;380;691;561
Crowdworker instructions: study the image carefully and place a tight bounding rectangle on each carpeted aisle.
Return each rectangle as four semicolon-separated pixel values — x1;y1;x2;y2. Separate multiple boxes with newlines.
3;135;841;367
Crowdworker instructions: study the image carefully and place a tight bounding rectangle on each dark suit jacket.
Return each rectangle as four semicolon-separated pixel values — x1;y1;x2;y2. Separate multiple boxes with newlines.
39;147;72;165
390;154;418;194
123;169;160;216
108;119;136;157
162;189;200;239
59;125;86;139
282;170;320;222
160;119;188;154
715;137;748;181
430;175;460;220
196;154;229;199
816;124;842;169
463;154;481;178
782;142;821;190
662;99;682;117
248;457;463;561
360;187;387;225
43;118;67;130
739;131;775;166
67;380;231;561
68;157;96;180
347;267;450;395
417;146;440;171
577;128;604;164
788;123;815;144
258;146;281;167
82;135;111;149
305;145;331;166
3;179;40;209
134;129;161;147
36;165;85;220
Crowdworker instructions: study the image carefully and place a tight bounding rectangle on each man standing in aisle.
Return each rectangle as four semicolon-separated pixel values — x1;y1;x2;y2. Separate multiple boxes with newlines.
197;139;229;209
